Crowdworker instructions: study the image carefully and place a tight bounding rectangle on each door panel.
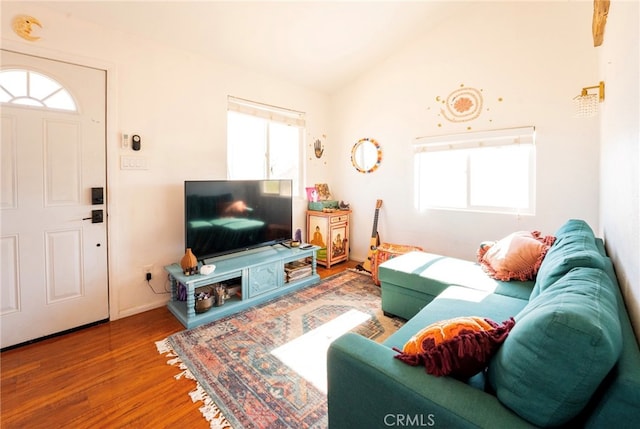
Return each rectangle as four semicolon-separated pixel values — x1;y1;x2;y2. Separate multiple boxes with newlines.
45;119;82;205
0;50;108;348
0;235;20;314
0;115;17;209
45;229;83;302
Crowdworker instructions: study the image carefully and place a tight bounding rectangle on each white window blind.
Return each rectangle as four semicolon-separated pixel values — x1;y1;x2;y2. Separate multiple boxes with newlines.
414;126;535;153
227;96;305;128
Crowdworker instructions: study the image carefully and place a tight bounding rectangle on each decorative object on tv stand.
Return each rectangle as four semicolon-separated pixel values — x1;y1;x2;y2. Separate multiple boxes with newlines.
214;284;226;306
574;81;605;118
181;248;198;275
200;264;216;275
195;287;214;314
351;138;382;174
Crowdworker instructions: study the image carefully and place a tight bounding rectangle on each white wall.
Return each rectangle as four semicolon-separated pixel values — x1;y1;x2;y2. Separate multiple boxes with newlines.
1;3;331;319
598;0;640;340
330;2;600;262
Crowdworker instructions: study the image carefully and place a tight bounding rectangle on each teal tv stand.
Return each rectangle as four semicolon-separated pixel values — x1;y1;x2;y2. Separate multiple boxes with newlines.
165;245;320;329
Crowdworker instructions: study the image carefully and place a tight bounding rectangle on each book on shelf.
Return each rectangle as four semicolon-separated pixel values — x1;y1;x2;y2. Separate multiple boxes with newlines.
285;260;312;282
284;260;310;271
286;268;311;280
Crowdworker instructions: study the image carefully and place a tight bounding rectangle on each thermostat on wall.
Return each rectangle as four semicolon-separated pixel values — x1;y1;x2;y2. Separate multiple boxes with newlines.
132;134;141;151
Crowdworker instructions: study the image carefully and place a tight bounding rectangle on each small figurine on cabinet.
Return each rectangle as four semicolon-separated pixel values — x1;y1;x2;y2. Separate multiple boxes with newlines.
310;225;326;247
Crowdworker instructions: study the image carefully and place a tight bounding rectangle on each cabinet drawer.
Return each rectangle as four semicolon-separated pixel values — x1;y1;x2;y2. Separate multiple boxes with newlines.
331;215;348;223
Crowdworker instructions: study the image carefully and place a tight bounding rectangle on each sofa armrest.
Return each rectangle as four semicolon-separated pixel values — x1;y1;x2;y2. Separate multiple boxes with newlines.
327;332;536;429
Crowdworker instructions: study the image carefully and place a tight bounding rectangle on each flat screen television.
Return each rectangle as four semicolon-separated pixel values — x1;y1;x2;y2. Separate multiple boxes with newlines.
184;179;293;261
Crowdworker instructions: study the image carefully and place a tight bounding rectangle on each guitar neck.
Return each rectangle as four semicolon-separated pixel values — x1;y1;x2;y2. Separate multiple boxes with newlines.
361;201;382;273
370;210;380;238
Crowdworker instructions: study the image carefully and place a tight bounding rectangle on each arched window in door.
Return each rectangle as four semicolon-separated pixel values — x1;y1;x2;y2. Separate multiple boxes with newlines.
0;69;77;111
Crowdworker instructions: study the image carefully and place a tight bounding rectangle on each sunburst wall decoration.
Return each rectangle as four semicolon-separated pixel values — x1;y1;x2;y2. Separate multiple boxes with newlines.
439;85;483;123
429;83;503;130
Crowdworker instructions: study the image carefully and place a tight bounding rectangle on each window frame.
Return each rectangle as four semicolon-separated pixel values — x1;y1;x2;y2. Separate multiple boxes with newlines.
227;96;305;197
413;126;536;215
0;68;77;112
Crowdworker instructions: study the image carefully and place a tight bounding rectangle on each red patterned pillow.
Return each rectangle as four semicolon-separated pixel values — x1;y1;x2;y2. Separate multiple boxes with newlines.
393;316;515;378
477;231;556;281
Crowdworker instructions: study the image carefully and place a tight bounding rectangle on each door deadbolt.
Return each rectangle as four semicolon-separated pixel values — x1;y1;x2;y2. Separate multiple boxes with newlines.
91;187;104;205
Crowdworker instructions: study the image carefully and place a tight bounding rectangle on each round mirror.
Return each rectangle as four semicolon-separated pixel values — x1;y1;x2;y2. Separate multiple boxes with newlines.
351;138;382;173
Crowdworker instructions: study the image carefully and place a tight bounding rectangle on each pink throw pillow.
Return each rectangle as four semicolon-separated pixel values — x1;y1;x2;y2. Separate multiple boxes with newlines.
477;231;555;281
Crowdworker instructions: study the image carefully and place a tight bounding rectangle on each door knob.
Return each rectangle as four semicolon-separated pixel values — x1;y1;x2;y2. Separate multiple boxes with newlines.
82;209;104;223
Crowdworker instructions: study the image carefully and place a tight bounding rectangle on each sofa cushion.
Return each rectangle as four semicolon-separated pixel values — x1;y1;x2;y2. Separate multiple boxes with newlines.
531;219;604;299
379;252;535;304
554;218;597;241
394;316;515;378
487;267;623;427
384;286;529;350
477;231;555;281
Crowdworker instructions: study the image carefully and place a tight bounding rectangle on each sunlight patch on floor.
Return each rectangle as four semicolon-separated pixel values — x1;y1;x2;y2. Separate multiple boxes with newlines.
271;309;371;393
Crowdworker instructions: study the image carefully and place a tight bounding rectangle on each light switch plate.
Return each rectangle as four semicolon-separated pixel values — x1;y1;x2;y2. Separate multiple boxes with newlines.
120;156;148;170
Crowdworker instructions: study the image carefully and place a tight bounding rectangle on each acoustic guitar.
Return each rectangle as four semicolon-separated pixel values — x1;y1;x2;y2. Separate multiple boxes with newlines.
361;199;383;273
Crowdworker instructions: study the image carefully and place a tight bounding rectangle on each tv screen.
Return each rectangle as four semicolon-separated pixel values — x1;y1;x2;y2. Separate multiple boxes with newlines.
184;179;293;261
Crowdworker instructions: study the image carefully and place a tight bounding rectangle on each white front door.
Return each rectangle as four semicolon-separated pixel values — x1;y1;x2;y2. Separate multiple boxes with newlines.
0;50;108;349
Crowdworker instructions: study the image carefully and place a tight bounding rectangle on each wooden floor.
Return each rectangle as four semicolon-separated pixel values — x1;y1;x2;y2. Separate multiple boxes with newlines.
0;260;361;429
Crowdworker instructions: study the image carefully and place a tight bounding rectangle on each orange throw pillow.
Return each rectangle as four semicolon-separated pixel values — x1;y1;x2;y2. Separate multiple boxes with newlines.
393;316;515;378
477;231;556;281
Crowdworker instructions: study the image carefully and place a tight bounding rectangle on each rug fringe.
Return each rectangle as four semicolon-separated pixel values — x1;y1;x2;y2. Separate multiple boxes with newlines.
156;338;233;429
154;338;175;355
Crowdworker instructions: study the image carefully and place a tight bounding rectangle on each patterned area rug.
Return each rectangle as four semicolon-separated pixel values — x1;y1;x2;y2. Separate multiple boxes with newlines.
156;270;404;428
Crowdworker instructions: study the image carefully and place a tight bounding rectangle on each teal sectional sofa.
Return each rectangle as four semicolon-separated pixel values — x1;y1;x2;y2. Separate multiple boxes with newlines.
327;220;640;428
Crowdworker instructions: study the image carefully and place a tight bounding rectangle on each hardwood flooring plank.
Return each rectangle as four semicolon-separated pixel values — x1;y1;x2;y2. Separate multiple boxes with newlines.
0;260;361;428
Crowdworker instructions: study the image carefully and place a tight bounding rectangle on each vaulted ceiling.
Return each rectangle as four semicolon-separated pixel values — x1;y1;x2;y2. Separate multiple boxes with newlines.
32;1;465;94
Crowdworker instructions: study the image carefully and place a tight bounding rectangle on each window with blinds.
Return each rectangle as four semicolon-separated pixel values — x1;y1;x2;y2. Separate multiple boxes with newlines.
413;126;536;215
227;96;305;196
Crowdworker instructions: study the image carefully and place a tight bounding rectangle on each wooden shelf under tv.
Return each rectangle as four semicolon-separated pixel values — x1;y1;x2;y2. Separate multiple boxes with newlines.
165;244;320;329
